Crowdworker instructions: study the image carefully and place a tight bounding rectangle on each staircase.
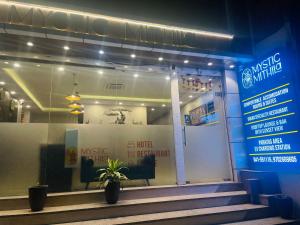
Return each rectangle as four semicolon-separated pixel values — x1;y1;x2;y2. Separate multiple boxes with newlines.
0;182;295;225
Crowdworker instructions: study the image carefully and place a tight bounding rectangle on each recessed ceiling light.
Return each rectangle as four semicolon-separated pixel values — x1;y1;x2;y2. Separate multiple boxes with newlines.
27;41;34;47
36;64;40;67
98;70;103;74
95;62;100;66
13;63;20;68
124;65;128;69
148;68;153;71
4;61;9;64
10;91;16;95
229;64;235;69
130;54;136;58
19;99;24;103
134;73;139;78
172;71;177;75
33;56;39;59
95;101;99;104
179;101;183;104
165;76;170;80
189;95;193;98
119;102;123;105
184;60;189;64
208;62;213;66
26;105;31;109
63;45;70;51
58;67;64;71
99;50;104;55
188;77;193;80
151;108;155;111
162;104;166;107
158;57;163;61
66;59;71;62
0;81;5;85
209;78;212;81
141;103;145;106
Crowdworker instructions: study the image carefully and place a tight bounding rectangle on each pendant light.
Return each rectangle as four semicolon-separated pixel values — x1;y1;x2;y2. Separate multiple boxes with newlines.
65;73;81;101
68;101;82;109
70;108;83;115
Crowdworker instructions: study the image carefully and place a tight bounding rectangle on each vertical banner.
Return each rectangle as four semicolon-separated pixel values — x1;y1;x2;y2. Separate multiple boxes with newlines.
238;48;300;171
65;129;79;168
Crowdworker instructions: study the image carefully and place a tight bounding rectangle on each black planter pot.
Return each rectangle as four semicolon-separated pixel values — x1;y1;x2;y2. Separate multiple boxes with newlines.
105;181;120;204
28;185;48;211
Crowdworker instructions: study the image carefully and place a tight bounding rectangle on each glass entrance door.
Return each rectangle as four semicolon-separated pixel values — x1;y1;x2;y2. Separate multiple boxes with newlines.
178;74;232;183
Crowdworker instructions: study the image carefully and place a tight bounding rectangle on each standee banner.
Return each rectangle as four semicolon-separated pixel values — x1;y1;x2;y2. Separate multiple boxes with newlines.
65;129;79;168
238;48;300;171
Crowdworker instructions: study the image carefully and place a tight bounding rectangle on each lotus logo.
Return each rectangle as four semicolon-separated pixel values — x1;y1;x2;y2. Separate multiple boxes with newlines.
242;68;253;89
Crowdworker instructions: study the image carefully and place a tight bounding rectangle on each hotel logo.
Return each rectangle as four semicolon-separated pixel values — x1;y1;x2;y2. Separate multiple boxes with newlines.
241;52;282;89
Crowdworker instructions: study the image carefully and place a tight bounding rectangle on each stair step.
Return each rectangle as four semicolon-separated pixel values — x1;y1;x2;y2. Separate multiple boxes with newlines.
56;204;273;225
0;191;248;225
222;217;296;225
0;182;243;210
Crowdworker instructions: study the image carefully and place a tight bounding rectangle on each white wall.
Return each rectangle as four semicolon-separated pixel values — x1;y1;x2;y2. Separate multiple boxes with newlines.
83;105;147;125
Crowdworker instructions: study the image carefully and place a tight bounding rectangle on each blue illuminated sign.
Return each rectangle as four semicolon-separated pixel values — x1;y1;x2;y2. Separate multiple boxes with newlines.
238;49;300;171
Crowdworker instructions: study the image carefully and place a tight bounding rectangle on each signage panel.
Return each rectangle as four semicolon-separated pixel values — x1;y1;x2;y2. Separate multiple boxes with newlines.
238;49;300;171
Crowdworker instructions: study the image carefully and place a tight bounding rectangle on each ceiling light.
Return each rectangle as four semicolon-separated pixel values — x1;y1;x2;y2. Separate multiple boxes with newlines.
148;68;153;71
208;62;213;66
4;61;9;64
209;78;212;81
10;91;16;95
0;81;5;85
134;73;139;78
184;60;189;64
158;57;163;61
172;71;177;75
68;101;82;109
13;63;20;68
141;103;145;106
162;104;166;107
151;108;155;111
33;56;39;59
119;102;123;105
130;54;136;58
95;101;99;104
19;99;24;104
66;59;71;62
26;105;31;109
189;95;193;98
229;64;235;69
63;45;70;51
99;50;104;55
165;76;170;80
179;101;183;104
188;77;193;80
98;70;103;74
27;41;34;47
58;67;65;71
124;65;128;69
36;64;40;67
70;108;83;115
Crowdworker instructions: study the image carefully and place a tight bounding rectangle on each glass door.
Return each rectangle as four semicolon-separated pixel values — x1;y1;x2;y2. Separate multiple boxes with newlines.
178;74;232;183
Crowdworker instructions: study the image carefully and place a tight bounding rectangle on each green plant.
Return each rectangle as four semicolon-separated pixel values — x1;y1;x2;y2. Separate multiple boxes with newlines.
97;158;128;187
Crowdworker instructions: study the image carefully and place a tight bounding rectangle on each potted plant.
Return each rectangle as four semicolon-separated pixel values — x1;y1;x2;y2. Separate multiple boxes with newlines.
28;184;48;211
98;158;128;204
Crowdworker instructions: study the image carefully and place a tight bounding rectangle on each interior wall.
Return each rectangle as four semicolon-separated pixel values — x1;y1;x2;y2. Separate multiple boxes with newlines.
83;105;147;125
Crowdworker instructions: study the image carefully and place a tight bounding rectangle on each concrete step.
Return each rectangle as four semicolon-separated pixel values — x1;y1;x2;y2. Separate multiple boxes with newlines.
55;204;273;225
0;191;248;225
0;182;243;210
222;217;296;225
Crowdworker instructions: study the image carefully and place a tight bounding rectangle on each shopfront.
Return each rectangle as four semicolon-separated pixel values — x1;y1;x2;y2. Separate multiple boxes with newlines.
0;0;250;196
